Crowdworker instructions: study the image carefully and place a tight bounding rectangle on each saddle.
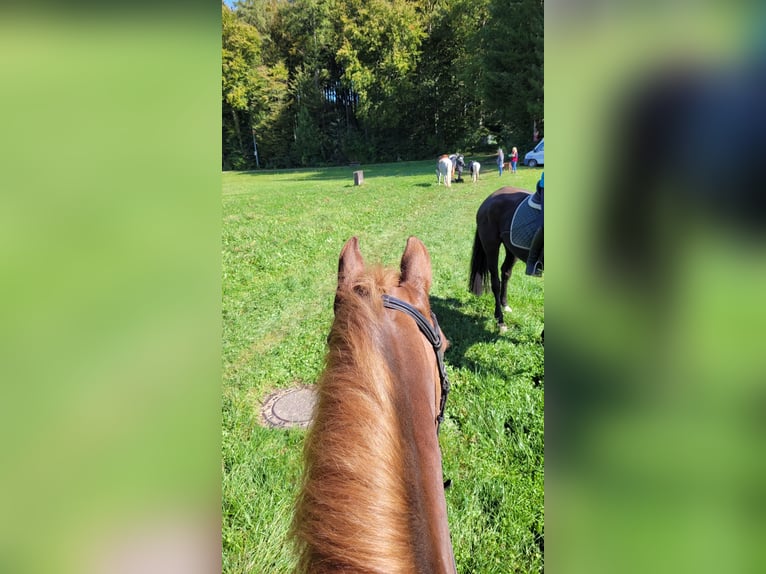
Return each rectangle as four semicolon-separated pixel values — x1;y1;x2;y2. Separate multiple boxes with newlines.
510;195;542;249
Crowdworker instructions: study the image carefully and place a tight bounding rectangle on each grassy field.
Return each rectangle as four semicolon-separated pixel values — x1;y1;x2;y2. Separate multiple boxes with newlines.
222;158;544;573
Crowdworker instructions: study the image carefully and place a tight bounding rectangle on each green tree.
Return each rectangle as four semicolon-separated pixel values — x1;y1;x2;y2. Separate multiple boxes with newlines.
222;3;290;169
480;0;543;150
335;0;425;158
293;106;322;165
221;0;543;168
233;0;285;65
290;66;326;165
250;61;291;168
222;3;262;168
264;0;353;165
409;0;491;155
232;0;281;37
271;0;338;75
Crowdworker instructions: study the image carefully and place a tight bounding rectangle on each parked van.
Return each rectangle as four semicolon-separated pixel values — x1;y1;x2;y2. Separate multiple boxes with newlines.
524;139;544;167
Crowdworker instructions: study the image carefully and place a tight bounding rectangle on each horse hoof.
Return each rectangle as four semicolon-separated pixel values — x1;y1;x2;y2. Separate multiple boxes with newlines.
504;306;512;313
499;323;508;333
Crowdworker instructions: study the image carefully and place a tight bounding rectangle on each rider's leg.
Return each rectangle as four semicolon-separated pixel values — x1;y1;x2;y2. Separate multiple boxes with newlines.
526;227;544;276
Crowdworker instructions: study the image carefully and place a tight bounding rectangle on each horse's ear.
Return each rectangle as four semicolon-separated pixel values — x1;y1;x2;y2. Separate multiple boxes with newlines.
399;236;432;295
338;236;365;290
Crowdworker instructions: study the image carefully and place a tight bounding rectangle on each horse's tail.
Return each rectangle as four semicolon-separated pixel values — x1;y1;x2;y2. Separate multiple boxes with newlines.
469;229;489;295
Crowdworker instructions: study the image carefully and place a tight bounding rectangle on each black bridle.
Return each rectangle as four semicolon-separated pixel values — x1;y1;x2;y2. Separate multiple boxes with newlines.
382;294;450;433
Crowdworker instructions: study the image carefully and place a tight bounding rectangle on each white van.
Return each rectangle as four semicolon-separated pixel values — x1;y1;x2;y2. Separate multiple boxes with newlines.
524;139;544;167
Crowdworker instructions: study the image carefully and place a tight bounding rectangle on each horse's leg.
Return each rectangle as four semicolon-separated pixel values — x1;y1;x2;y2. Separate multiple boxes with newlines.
500;244;516;314
484;242;505;328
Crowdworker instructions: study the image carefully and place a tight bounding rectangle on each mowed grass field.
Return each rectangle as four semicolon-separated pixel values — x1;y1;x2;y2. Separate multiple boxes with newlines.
222;158;544;573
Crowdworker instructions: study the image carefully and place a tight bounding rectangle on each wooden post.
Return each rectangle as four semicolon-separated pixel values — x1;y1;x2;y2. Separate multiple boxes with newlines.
353;170;364;186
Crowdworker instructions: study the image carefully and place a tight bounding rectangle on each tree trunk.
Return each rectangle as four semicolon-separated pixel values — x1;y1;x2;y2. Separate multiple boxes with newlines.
232;108;246;159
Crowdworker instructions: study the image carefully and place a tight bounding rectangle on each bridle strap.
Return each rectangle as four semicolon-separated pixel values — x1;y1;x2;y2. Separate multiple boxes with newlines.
381;294;450;433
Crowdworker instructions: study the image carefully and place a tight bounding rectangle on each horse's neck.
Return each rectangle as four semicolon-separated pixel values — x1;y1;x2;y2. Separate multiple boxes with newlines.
298;318;456;573
404;416;455;574
388;342;456;574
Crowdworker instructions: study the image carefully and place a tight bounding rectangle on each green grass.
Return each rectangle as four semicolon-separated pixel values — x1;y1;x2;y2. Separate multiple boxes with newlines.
222;158;544;573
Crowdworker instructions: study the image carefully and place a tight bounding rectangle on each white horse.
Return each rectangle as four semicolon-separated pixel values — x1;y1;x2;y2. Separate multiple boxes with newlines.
436;155;453;187
469;160;481;183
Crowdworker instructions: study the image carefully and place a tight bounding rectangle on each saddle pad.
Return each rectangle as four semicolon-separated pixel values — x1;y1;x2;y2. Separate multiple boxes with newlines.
510;195;541;249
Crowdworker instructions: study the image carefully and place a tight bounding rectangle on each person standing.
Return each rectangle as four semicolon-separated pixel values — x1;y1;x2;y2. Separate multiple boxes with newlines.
510;147;519;173
497;148;504;176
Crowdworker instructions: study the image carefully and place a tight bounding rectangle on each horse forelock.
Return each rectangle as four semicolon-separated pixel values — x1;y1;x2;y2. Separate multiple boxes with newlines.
292;265;423;573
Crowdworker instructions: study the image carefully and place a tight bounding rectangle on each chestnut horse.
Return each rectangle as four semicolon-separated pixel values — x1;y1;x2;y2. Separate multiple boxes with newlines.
469;187;538;330
292;236;456;574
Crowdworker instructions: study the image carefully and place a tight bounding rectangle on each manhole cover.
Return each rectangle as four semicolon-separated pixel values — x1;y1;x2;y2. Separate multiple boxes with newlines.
259;386;317;429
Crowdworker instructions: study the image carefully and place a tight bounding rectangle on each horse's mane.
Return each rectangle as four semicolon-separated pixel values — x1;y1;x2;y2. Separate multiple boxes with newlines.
292;265;417;573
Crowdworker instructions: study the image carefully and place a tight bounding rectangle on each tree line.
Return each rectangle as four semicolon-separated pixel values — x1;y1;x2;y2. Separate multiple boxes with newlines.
222;0;543;170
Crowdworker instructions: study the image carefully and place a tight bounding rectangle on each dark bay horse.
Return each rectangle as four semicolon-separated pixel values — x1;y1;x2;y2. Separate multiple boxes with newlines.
469;187;540;329
292;236;457;574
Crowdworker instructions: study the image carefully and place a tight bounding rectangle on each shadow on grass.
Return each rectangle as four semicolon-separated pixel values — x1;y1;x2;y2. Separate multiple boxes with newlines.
234;167;368;182
233;162;439;182
430;296;497;371
431;295;544;382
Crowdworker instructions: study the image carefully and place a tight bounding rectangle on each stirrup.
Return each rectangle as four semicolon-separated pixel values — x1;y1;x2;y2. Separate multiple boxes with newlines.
526;261;543;277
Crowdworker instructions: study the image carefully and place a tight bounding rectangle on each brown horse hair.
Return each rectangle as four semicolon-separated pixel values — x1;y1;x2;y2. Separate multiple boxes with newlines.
291;265;420;574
